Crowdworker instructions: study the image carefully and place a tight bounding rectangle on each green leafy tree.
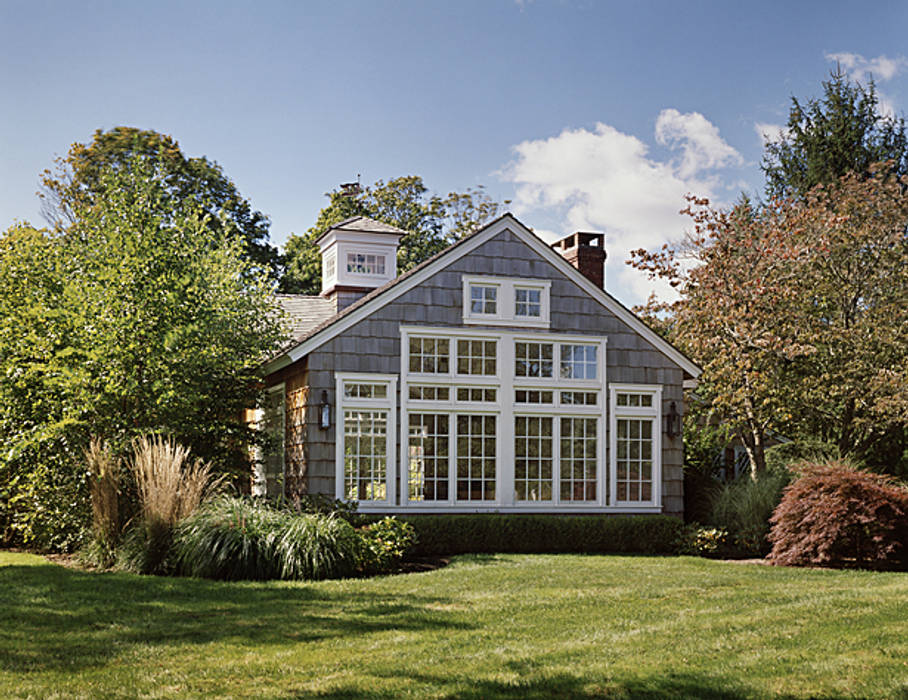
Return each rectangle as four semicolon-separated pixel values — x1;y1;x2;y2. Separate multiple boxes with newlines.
1;156;287;550
40;127;282;279
281;177;505;294
762;68;908;199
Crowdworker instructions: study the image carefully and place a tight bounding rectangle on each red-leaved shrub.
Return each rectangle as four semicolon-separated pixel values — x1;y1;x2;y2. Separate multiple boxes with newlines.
768;460;908;569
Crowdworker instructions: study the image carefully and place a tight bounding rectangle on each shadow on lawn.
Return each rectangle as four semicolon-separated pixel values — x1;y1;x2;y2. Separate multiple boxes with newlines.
0;562;470;674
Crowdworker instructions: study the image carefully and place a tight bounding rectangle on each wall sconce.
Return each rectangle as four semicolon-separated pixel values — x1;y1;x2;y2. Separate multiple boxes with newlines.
665;401;680;439
319;390;331;430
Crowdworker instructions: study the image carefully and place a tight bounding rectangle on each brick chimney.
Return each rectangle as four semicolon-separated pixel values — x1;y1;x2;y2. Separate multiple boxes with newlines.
551;231;607;289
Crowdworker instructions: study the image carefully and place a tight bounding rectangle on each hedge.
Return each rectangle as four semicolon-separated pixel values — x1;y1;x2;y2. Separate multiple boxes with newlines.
391;514;684;556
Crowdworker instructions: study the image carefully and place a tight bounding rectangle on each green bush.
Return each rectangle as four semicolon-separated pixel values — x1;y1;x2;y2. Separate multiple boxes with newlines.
398;514;683;556
707;471;787;556
765;440;838;478
676;524;730;557
358;517;417;574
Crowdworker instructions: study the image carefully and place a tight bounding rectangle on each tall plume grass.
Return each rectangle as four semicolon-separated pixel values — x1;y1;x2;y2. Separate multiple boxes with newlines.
119;435;224;574
83;438;120;567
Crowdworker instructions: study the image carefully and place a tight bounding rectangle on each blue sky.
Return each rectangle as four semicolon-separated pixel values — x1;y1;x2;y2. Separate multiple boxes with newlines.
2;0;907;305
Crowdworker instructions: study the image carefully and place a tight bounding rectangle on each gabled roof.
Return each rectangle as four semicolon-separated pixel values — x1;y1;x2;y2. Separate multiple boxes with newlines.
275;294;336;340
313;215;409;244
269;213;702;379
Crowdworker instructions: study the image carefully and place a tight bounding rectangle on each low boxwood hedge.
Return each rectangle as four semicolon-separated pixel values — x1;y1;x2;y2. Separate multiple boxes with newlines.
389;514;683;556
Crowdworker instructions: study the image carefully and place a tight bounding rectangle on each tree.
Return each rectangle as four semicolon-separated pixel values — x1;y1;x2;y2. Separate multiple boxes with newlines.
281;177;506;294
1;155;287;549
40;127;282;280
762;68;908;199
631;170;908;477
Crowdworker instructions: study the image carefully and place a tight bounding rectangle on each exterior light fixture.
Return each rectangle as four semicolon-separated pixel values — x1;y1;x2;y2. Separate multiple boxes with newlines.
665;401;680;439
319;390;331;430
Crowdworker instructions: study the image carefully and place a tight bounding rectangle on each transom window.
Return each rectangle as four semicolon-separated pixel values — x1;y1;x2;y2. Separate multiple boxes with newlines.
457;339;497;376
409;385;450;401
561;417;597;501
515;341;553;378
347;252;385;275
409;337;450;374
515;389;553;404
456;387;497;403
515;416;554;501
342;410;387;501
617;392;653;407
560;344;598;380
470;285;498;315
456;414;496;501
343;382;387;399
408;413;449;502
560;391;598;406
515;288;542;317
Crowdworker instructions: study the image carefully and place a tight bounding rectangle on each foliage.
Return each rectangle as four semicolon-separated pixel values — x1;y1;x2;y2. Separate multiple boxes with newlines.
0;155;286;551
172;496;386;581
399;514;683;556
117;436;223;575
630;167;908;477
82;439;120;568
280;177;506;294
357;517;417;575
681;402;732;523
676;524;729;557
762;68;908;200
707;471;788;556
5;552;908;699
39;127;281;279
769;460;908;569
764;439;838;478
281;492;360;522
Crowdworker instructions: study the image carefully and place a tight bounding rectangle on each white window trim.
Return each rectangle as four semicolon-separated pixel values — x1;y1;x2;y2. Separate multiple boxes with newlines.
335;372;397;506
253;383;285;498
462;275;551;328
609;383;662;508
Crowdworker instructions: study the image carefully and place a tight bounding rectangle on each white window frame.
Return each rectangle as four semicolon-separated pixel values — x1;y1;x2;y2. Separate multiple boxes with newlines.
335;372;397;507
462;276;551;328
609;383;662;509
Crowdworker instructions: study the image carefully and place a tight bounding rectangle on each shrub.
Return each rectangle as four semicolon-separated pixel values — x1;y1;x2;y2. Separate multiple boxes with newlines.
676;525;730;557
707;471;787;556
358;517;417;574
769;460;908;569
119;436;223;574
82;439;121;568
174;496;364;581
764;439;838;479
399;514;683;556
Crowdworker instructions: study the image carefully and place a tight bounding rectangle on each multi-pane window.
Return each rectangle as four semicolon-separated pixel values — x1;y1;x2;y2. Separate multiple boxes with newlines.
456;414;496;501
515;416;553;501
409;385;450;401
615;418;653;502
343;410;387;501
346;252;385;275
616;392;653;407
515;341;554;378
408;413;449;502
560;344;598;380
560;391;598;406
515;389;553;404
561;417;597;501
469;285;497;315
515;288;542;317
457;339;497;375
324;253;336;280
456;387;497;403
409;337;450;374
343;382;388;399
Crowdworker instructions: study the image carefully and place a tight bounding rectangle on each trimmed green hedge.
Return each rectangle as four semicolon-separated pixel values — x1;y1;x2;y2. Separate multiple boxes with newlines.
395;514;683;556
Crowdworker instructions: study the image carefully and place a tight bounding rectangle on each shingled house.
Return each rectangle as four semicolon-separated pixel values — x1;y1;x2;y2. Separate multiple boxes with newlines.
257;213;700;518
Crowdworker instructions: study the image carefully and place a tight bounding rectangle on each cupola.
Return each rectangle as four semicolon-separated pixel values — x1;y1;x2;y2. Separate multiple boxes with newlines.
316;216;407;311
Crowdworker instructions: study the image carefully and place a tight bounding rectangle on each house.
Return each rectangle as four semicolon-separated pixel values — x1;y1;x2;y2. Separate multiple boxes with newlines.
257;213;700;518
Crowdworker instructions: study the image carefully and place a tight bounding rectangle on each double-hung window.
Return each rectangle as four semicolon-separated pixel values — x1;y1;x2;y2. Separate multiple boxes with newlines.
610;385;661;506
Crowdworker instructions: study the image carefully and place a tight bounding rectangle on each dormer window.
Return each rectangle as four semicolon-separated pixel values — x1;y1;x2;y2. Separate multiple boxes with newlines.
347;253;386;276
470;284;498;315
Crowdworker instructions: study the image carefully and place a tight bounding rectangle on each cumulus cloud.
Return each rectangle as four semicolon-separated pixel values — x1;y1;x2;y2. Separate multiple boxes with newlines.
754;122;788;146
825;52;907;117
501;113;742;307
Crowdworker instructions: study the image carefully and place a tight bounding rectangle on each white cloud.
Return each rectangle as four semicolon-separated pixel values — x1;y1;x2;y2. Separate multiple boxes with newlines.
825;52;907;117
501;114;742;308
754;121;788;146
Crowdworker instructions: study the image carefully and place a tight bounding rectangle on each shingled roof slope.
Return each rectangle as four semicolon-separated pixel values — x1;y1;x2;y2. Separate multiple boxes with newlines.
313;215;409;244
276;294;337;341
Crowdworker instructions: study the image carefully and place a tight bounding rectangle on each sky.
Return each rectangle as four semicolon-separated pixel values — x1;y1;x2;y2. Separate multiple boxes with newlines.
2;0;907;307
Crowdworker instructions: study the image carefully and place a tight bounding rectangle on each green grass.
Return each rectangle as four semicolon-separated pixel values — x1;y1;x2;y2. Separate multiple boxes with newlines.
2;552;907;699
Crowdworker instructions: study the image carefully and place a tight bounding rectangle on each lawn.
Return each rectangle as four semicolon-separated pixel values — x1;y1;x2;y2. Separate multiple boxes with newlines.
1;551;906;699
